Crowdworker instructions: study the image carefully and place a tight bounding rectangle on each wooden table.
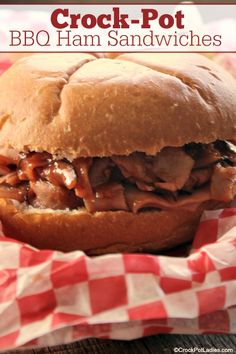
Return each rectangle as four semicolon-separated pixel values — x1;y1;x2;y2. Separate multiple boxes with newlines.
9;334;236;353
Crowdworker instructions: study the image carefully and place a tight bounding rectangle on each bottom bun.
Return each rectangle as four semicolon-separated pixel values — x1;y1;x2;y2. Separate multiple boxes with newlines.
0;199;226;255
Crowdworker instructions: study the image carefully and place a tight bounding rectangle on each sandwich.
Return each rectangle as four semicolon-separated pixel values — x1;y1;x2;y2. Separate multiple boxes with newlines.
0;53;235;254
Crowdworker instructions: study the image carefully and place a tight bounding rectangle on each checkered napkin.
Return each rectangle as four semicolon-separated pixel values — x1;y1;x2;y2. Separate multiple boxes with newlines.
0;207;235;351
0;60;11;75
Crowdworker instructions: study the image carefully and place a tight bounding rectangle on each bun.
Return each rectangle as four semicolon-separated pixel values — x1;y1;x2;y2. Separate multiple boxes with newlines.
0;53;235;159
0;53;235;254
0;198;222;255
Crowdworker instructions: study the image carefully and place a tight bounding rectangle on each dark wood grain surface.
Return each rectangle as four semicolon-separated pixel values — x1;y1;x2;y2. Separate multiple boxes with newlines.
8;335;236;354
1;0;236;3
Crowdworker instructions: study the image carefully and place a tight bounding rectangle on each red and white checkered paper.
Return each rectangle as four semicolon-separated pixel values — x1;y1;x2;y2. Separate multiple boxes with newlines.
0;60;11;75
0;208;235;351
0;60;236;351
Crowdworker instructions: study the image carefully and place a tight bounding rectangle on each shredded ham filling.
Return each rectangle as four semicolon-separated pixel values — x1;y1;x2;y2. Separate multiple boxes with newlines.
0;140;235;213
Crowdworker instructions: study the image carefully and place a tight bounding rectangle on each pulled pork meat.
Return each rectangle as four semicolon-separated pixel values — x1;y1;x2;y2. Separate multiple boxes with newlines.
0;140;235;213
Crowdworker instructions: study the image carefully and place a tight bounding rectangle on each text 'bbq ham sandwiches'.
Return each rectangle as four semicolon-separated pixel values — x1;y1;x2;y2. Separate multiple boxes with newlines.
0;53;236;254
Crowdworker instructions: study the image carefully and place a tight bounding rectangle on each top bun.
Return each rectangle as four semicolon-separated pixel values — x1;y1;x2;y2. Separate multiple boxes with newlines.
0;53;236;159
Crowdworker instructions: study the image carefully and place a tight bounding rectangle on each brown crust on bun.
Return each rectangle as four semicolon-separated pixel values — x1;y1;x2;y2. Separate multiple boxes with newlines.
0;198;226;255
0;53;236;158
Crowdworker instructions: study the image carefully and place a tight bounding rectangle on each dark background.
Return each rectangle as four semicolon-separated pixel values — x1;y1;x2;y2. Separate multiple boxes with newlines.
0;0;236;4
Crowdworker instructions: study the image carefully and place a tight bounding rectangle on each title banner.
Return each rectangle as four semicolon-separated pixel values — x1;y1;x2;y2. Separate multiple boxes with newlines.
0;4;235;52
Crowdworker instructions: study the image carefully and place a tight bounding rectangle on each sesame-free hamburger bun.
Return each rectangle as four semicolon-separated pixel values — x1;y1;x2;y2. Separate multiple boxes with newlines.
0;53;235;254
